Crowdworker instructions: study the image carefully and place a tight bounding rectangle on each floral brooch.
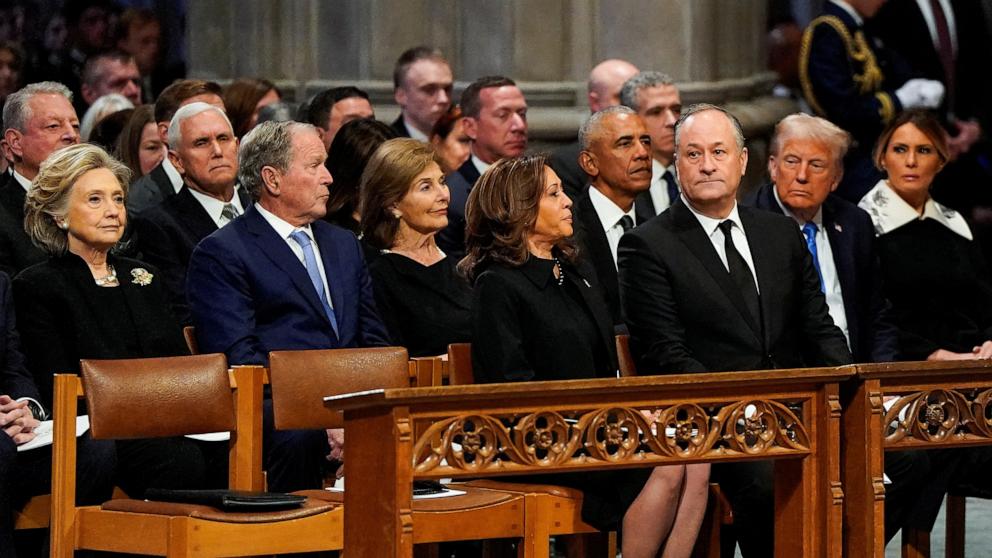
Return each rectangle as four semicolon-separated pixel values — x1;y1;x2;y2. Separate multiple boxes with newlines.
131;268;154;286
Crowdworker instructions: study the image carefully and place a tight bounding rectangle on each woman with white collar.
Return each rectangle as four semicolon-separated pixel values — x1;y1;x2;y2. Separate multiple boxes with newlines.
859;109;992;361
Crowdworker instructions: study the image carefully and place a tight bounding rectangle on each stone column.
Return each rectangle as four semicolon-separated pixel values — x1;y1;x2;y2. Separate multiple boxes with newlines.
188;0;795;188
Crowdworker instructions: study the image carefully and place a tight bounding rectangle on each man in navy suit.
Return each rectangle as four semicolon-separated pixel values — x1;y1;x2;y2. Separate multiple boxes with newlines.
186;120;390;491
436;75;528;261
747;112;929;543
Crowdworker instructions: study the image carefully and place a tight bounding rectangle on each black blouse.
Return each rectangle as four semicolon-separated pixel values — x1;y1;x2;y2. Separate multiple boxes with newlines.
369;252;472;357
13;253;188;408
471;255;616;383
877;219;992;359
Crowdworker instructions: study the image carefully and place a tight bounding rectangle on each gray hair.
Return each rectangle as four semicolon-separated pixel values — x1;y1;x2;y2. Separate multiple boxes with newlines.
239;120;317;201
770;113;850;171
578;105;637;150
80;93;134;141
619;71;675;112
674;103;746;152
3;82;73;133
24;143;131;255
167;101;233;148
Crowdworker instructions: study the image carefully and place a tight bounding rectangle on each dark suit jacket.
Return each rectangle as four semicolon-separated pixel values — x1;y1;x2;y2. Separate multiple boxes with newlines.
748;183;899;363
870;0;992;126
390;115;412;138
572;190;647;329
12;254;187;409
0;272;39;404
133;185;251;324
186;205;390;366
436;158;481;263
549;141;588;201
126;164;175;214
618;199;852;374
0;173;45;277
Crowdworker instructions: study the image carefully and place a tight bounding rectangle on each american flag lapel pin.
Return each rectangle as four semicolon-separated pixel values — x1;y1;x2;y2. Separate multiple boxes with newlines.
834;223;843;233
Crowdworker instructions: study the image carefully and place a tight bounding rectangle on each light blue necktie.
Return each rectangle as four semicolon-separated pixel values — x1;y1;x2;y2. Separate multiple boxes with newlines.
802;222;825;293
289;230;339;336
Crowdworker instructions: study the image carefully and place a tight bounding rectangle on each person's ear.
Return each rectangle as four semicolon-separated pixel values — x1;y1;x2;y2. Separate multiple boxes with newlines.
4;129;22;160
578;150;599;177
157;122;169;144
461;117;478;141
739;147;749;176
168;150;184;175
261;165;280;195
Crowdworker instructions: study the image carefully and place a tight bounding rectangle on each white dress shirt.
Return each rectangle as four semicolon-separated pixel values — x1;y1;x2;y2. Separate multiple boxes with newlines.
470;154;491;177
915;0;958;54
403;115;429;142
254;203;335;311
188;186;246;227
12;170;31;192
587;185;636;268
648;159;676;214
831;0;864;25
682;196;759;293
162;157;183;194
773;189;850;346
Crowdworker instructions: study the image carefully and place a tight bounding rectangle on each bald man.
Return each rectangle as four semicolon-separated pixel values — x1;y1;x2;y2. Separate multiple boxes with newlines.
550;59;639;199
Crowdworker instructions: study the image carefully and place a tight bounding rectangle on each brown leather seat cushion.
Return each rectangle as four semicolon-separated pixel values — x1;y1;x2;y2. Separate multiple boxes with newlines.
298;486;521;512
101;496;336;523
460;479;584;499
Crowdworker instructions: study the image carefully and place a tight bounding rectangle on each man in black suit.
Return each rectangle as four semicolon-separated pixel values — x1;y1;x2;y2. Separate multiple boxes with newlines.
549;58;639;200
747;112;930;542
127;79;225;214
0;82;80;276
304;86;375;154
134;102;248;324
572;105;651;327
620;71;684;224
390;46;453;141
618;104;852;556
436;75;528;261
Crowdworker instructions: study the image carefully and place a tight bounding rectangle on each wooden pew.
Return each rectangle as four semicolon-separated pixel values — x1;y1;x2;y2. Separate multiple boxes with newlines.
842;360;992;558
326;366;852;558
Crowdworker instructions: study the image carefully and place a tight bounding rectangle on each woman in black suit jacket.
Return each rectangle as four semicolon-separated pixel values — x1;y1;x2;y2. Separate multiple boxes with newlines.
13;144;224;498
461;155;708;558
360;138;471;357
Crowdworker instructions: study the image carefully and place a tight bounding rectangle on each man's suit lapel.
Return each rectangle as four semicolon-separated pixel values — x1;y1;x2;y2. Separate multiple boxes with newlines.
671;200;763;341
0;174;26;218
150;164;174;200
457;159;481;187
634;190;655;223
243;207;335;329
823;198;860;348
171;187;219;241
575;195;618;290
739;207;775;347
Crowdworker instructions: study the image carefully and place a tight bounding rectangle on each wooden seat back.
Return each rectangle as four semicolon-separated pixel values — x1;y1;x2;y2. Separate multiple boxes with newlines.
81;353;235;439
268;347;409;430
615;334;637;377
445;343;474;386
183;325;199;355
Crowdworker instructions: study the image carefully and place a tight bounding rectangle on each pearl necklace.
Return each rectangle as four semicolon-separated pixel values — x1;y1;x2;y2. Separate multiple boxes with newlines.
553;257;565;286
94;265;118;287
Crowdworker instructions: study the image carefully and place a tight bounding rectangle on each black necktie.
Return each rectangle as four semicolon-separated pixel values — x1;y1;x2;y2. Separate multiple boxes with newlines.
663;171;679;206
617;215;634;232
718;220;760;325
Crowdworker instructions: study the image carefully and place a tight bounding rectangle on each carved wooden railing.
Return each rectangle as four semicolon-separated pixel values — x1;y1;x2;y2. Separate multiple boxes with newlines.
326;367;853;558
841;359;992;558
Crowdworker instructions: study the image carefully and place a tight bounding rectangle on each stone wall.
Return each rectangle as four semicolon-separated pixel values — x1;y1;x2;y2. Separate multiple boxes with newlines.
187;0;798;191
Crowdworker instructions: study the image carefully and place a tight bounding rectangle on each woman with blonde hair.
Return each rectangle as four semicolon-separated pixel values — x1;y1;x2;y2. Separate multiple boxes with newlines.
360;138;471;357
13;143;226;499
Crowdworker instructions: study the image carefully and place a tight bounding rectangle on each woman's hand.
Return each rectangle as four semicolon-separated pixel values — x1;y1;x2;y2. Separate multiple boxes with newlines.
326;428;345;462
927;348;977;361
972;341;992;359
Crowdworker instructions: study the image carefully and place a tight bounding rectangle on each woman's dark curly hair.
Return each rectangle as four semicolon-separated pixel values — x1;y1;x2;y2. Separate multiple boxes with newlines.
458;154;576;282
